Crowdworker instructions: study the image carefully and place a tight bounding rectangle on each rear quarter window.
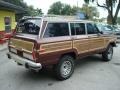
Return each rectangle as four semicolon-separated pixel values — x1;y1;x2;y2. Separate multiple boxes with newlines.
43;22;69;38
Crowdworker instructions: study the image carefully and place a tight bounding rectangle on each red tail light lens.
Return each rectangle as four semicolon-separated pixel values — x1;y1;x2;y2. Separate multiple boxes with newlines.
32;51;36;60
39;47;45;52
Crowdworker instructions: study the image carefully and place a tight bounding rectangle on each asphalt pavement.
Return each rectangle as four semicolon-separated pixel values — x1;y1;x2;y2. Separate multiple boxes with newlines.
0;44;120;90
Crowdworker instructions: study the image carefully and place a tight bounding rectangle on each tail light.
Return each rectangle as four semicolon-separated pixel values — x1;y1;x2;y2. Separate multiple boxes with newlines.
39;47;45;52
32;46;45;58
32;51;36;60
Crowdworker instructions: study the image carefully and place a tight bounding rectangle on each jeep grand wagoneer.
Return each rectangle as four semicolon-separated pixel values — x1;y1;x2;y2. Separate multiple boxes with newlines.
7;15;116;80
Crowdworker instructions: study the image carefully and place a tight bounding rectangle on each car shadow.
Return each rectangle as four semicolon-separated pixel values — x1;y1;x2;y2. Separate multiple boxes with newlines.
20;67;56;81
75;54;103;69
18;54;103;82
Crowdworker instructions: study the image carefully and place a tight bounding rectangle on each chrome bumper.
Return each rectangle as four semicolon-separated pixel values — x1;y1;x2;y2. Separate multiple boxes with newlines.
7;52;42;70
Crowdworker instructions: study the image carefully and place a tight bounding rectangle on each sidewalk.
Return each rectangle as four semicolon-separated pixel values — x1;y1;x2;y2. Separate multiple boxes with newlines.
0;43;8;51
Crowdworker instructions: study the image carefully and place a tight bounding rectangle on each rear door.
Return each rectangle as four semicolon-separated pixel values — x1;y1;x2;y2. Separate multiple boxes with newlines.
70;22;90;54
86;23;105;51
39;22;72;64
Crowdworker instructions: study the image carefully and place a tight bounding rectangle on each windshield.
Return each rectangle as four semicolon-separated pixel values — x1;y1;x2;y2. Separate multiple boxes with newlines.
17;18;41;35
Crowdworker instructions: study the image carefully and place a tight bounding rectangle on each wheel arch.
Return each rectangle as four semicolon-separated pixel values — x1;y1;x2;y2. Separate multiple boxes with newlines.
60;51;77;60
109;42;116;47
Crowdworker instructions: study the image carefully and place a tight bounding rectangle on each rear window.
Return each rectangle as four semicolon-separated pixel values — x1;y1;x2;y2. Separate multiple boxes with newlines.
17;18;41;35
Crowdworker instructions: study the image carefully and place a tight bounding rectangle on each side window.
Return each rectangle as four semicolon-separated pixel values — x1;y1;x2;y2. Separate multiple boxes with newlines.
94;24;99;33
43;23;69;38
70;23;85;35
87;23;99;34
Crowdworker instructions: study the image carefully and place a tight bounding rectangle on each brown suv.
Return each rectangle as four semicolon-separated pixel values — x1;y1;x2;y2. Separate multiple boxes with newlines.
7;16;116;80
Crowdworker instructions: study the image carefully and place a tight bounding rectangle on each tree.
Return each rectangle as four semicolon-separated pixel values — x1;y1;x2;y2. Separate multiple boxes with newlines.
117;17;120;24
47;1;99;20
48;1;63;15
61;4;72;15
84;0;120;25
26;6;43;16
71;6;79;15
48;1;78;15
80;4;99;20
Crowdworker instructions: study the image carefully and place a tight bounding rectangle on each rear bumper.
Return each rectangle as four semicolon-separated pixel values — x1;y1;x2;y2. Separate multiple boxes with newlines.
7;52;42;71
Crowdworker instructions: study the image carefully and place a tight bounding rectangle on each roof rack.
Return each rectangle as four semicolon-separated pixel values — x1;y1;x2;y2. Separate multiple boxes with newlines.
42;15;79;21
22;16;42;19
22;15;79;20
21;15;92;22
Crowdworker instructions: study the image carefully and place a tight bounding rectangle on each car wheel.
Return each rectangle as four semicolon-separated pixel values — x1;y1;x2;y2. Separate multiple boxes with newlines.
54;55;75;80
102;45;113;61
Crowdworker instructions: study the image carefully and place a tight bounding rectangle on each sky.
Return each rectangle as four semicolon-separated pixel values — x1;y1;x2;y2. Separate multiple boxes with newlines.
23;0;119;18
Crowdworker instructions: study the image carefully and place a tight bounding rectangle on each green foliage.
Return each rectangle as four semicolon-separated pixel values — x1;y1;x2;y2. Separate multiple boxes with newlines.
61;5;72;15
26;6;43;16
48;1;78;15
48;1;63;15
80;4;99;20
71;6;79;15
48;1;99;20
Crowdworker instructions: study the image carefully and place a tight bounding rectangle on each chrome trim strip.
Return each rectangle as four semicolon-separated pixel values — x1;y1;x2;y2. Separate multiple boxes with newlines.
42;22;48;38
68;22;71;36
39;17;44;38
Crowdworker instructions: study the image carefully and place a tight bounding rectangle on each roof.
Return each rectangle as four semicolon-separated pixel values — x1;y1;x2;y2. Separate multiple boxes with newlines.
21;15;93;23
0;1;26;14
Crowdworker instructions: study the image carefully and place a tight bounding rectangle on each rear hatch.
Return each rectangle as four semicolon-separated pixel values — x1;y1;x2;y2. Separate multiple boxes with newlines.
9;18;42;61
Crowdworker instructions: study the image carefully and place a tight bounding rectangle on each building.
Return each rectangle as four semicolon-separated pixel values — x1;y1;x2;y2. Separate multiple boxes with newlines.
0;1;25;43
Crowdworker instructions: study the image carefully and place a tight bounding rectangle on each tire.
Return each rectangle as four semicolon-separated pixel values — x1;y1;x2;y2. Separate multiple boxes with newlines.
102;45;113;61
53;55;75;80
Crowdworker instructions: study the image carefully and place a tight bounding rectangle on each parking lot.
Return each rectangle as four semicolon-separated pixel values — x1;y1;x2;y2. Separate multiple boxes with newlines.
0;44;120;90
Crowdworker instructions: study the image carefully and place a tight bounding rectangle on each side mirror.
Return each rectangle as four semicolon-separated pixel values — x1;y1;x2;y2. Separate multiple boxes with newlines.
99;31;103;34
97;31;103;36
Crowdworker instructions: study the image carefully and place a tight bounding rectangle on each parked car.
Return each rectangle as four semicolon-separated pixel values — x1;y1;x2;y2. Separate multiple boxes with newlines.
113;26;120;42
97;24;114;35
7;16;117;80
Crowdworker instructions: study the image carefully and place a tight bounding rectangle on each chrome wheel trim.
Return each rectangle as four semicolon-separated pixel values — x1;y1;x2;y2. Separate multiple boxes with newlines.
108;47;113;60
60;61;72;77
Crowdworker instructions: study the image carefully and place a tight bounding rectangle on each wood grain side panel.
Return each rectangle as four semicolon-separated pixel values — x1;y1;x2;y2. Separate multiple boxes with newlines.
90;38;105;49
73;39;90;54
40;41;72;54
10;38;34;52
